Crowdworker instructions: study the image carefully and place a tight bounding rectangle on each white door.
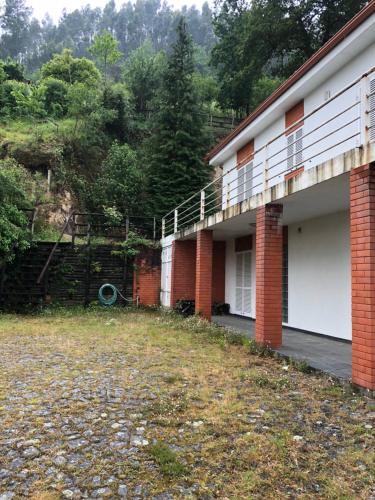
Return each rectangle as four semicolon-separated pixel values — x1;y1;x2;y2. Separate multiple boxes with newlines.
235;251;252;317
161;245;172;307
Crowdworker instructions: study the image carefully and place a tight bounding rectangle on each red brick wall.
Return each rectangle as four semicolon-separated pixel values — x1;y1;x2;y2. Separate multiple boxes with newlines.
350;163;375;390
255;204;283;348
195;230;213;320
133;251;161;306
170;240;196;306
212;241;226;303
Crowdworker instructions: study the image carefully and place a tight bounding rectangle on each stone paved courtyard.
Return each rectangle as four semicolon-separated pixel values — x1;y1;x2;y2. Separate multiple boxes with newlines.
0;309;374;499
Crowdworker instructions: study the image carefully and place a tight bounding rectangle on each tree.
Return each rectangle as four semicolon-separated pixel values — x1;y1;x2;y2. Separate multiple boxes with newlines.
89;30;122;83
0;159;33;265
145;17;212;220
211;0;367;115
0;0;31;61
0;57;24;80
122;40;165;113
41;49;100;85
89;142;144;217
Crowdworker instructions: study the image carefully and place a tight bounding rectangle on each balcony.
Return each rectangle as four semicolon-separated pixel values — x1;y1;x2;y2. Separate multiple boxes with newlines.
162;66;375;239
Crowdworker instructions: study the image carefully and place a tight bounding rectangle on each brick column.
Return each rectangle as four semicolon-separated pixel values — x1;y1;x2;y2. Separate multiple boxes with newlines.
256;204;283;348
195;230;213;320
170;240;196;307
350;163;375;390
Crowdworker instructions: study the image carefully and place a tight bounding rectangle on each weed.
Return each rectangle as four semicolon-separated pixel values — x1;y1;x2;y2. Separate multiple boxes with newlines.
149;441;188;478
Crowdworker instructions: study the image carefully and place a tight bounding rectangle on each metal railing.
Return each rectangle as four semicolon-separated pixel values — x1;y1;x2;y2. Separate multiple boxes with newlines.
162;66;375;238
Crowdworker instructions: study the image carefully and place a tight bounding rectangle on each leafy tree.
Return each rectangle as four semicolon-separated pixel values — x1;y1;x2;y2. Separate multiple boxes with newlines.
40;77;68;117
0;79;29;117
0;0;31;60
89;142;144;216
41;49;100;85
66;82;100;135
11;83;46;118
122;40;165;113
0;57;24;80
145;17;212;219
212;0;367;114
0;159;33;265
89;30;122;83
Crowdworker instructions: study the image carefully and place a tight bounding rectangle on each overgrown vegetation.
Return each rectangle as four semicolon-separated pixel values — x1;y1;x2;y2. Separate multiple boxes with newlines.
0;0;367;262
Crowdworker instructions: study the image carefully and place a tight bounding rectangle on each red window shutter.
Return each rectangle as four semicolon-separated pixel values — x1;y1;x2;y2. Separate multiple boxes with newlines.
237;139;254;169
235;235;253;252
285;100;304;135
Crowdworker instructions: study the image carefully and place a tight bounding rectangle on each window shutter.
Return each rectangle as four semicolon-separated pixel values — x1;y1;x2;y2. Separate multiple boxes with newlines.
237;161;253;202
237;139;254;168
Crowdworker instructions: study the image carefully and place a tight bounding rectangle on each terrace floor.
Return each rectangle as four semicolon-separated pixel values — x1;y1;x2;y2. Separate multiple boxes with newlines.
213;315;352;380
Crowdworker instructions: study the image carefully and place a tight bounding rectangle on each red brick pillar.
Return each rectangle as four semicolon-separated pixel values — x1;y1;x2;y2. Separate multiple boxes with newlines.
195;230;213;320
256;204;283;348
170;240;196;307
350;163;375;390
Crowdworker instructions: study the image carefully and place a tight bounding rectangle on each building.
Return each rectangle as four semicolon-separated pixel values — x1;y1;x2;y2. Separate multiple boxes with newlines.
160;1;375;391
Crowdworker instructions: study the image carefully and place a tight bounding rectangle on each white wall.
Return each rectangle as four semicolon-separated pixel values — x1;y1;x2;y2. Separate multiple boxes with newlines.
225;238;256;318
287;211;351;340
223;211;351;340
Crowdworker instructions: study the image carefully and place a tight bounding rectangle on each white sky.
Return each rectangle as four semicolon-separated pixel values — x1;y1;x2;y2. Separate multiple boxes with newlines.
27;0;207;22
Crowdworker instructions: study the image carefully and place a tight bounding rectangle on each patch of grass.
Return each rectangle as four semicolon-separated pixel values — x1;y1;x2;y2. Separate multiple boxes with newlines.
149;441;188;478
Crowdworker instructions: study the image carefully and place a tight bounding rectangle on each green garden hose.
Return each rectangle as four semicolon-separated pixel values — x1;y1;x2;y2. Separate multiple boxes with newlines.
98;283;118;306
98;283;136;306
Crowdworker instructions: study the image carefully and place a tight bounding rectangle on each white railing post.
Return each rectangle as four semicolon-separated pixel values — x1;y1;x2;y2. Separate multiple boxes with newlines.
360;74;370;149
226;182;230;208
200;190;205;220
263;144;269;191
162;218;165;238
174;209;178;233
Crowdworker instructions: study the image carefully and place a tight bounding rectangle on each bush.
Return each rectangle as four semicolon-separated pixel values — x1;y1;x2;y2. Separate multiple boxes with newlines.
0;80;29;117
40;77;68;117
0;160;33;264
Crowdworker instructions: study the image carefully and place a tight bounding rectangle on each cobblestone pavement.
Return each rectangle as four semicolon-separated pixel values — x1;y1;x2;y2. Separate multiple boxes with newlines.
0;311;374;499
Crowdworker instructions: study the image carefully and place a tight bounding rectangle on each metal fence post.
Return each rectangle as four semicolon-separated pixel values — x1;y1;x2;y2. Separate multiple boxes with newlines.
174;209;178;233
263;144;269;191
162;218;165;239
200;190;205;220
360;74;370;152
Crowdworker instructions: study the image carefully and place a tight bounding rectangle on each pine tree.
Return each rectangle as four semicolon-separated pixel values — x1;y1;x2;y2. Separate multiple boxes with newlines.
145;17;212;220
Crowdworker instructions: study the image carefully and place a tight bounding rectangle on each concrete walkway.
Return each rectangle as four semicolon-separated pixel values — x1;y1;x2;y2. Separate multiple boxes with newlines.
212;315;352;379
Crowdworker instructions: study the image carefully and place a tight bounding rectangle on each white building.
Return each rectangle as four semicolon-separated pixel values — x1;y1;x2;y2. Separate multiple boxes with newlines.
160;2;375;390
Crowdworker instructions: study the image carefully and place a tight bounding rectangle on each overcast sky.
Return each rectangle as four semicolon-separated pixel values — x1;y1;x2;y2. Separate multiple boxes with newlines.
28;0;208;22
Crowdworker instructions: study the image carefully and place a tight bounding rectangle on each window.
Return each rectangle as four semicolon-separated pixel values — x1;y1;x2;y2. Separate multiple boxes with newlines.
287;128;303;170
235;251;252;317
285;101;304;171
238;161;253;202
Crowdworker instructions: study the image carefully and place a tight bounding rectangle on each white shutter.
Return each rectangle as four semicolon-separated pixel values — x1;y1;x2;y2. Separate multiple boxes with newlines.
287;129;303;170
235;251;252;316
370;77;375;142
237;161;253;203
161;245;172;307
243;252;252;315
235;253;243;311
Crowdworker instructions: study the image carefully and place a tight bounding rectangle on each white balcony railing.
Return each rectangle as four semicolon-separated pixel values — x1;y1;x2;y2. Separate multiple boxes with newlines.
162;66;375;238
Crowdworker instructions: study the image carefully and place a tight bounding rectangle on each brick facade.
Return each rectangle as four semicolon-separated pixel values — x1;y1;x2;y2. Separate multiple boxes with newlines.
195;230;213;320
255;204;283;348
350;163;375;390
170;240;196;306
133;250;161;307
212;241;226;303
